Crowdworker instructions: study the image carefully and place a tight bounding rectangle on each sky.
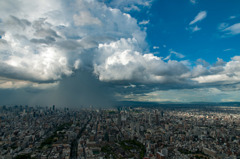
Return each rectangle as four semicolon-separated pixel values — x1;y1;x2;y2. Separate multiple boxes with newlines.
0;0;240;107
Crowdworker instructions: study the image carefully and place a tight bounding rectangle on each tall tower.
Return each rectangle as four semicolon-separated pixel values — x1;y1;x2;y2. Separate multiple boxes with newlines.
155;110;159;125
118;113;121;126
148;113;151;125
161;111;164;118
156;113;159;125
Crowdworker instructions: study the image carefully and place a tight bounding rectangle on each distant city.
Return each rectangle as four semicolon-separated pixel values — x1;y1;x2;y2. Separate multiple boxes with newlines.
1;104;240;159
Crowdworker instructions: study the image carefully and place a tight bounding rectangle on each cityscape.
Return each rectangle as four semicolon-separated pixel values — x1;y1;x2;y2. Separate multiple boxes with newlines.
1;104;240;159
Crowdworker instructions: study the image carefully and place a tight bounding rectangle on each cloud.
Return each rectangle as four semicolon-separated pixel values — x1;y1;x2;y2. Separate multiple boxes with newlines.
196;58;210;67
124;5;141;12
187;11;206;33
189;11;207;25
186;25;201;33
0;0;194;105
1;0;240;105
229;15;237;19
107;0;153;12
218;23;229;30
0;70;115;107
94;38;189;83
190;0;197;4
73;11;102;26
223;48;232;52
222;23;240;36
138;87;240;103
0;77;59;89
192;56;240;85
0;0;146;86
139;20;150;25
164;49;185;60
192;25;201;32
214;58;226;66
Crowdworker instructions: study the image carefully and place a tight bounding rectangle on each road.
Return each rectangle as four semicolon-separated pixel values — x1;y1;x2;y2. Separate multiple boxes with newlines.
70;114;92;159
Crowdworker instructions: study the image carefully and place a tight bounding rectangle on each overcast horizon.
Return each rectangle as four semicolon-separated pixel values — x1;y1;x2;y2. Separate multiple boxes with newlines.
0;0;240;107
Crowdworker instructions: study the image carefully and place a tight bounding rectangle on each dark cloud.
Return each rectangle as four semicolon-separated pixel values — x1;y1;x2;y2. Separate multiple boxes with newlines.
0;70;114;107
30;36;56;44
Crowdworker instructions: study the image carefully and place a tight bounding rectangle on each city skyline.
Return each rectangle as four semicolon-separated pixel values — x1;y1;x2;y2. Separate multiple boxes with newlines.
0;0;240;106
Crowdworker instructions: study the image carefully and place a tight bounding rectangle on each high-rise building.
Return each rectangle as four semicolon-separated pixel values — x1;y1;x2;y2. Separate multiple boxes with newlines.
148;114;152;125
156;114;159;125
156;152;165;159
161;111;164;118
118;113;121;125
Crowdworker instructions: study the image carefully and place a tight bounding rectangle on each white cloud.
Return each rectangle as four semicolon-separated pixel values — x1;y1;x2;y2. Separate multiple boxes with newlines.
108;0;152;12
189;11;207;25
218;23;229;30
164;49;185;60
153;46;159;49
94;38;189;83
187;25;201;32
223;48;232;52
229;15;237;19
192;25;201;32
73;11;101;26
124;5;140;12
192;56;240;84
222;23;240;36
139;20;150;25
0;0;147;89
190;0;197;4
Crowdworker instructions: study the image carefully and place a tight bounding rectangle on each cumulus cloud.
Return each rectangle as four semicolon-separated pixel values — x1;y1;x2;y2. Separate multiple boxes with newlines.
192;56;240;85
1;0;240;105
0;0;147;88
189;11;207;25
94;38;189;83
73;11;101;26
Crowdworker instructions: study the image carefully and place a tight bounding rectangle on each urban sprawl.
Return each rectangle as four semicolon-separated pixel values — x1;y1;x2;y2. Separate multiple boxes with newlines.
1;105;240;159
